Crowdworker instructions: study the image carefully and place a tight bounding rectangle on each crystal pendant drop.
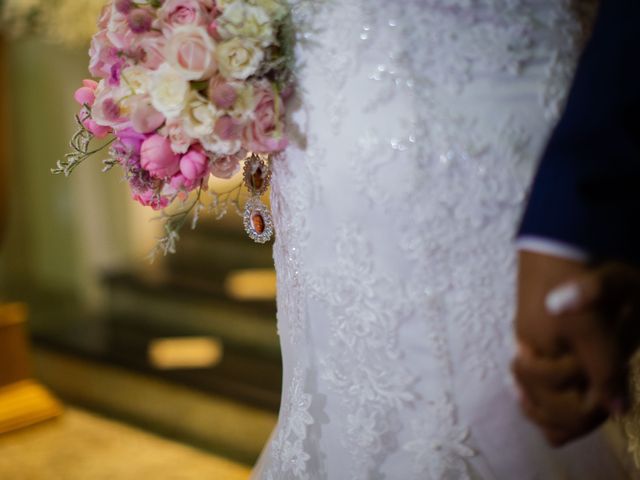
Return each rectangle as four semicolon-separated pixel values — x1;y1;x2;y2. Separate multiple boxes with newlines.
243;197;274;243
243;154;271;196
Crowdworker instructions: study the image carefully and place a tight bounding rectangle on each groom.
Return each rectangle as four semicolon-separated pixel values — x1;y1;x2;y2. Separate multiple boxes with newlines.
514;0;640;445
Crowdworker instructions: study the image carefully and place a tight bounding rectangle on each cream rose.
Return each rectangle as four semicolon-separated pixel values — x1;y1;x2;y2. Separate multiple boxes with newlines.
226;81;255;121
165;25;217;81
218;2;274;46
200;131;242;156
247;0;288;22
149;63;190;118
216;37;264;80
120;65;151;95
182;91;220;138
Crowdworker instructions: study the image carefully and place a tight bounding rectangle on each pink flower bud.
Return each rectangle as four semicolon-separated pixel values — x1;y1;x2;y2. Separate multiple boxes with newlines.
169;172;198;192
85;119;112;138
128;8;154;34
115;0;134;14
207;20;223;42
74;86;96;107
82;79;99;90
214;115;241;141
209;80;237;109
132;188;170;210
179;147;209;180
141;134;180;178
210;153;242;179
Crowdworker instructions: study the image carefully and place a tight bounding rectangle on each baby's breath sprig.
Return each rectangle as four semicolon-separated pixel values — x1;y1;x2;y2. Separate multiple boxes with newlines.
147;185;205;261
52;112;114;177
209;181;244;220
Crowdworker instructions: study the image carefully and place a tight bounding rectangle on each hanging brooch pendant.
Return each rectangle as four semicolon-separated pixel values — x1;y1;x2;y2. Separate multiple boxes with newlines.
242;154;274;243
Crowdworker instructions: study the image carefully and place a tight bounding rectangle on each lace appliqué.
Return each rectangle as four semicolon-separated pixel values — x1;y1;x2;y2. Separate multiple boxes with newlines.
308;226;416;479
404;393;475;480
263;366;314;480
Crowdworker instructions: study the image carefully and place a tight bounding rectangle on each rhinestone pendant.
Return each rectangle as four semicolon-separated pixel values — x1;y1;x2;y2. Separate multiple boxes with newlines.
243;197;274;243
243;154;271;196
241;154;274;243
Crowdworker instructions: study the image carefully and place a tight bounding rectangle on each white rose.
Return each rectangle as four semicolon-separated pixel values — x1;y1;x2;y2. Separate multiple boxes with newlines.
150;63;190;118
218;2;274;46
182;91;220;138
120;66;151;95
165;25;217;81
216;37;264;80
199;131;242;156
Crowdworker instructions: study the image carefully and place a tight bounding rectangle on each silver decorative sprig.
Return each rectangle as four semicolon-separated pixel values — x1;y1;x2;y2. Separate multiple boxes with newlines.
52;111;114;176
146;185;205;261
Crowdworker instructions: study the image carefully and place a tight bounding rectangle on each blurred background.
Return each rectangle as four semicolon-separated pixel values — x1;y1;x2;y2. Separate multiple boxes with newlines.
0;1;280;477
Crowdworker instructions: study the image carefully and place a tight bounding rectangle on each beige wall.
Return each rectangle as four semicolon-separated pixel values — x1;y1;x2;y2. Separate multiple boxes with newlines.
0;37;160;308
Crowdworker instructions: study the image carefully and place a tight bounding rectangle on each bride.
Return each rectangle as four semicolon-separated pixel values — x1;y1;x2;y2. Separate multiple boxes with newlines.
252;1;631;478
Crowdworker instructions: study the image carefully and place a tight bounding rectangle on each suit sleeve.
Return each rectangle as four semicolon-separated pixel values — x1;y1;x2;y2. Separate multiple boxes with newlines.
518;0;640;266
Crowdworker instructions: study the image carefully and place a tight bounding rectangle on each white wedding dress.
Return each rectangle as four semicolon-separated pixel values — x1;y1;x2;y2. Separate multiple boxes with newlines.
252;1;634;479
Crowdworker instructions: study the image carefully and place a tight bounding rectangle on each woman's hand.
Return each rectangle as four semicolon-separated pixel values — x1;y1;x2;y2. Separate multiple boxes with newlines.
515;251;587;356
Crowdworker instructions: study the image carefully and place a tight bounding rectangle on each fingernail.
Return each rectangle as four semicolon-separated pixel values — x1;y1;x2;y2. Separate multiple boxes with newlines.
545;283;581;316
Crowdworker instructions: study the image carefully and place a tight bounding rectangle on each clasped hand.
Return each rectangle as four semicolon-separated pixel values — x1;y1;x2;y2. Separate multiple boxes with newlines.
513;252;640;446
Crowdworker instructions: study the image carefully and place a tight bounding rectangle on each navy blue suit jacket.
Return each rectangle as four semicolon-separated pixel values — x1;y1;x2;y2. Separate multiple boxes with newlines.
519;0;640;266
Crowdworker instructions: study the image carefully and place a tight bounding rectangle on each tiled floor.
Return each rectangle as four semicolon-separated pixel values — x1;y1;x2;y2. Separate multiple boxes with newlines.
0;408;252;480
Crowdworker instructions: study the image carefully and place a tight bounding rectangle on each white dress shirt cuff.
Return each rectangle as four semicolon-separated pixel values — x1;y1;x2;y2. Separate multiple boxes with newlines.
515;236;590;262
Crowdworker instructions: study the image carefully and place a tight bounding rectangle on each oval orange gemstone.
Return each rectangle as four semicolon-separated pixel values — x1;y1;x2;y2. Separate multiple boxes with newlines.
251;213;265;234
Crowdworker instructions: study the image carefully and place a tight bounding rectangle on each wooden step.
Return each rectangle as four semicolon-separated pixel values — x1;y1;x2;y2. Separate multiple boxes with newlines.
0;380;63;435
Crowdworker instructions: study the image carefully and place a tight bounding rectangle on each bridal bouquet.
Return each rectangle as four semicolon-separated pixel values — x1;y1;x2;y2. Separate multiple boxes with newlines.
52;0;293;254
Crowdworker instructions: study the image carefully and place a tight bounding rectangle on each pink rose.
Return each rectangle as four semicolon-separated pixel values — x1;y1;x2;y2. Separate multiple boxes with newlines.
210;152;243;179
208;77;237;109
179;147;209;180
166;25;217;81
243;81;288;153
159;0;209;28
132;188;170;210
141;134;180;178
135;33;166;70
130;96;166;134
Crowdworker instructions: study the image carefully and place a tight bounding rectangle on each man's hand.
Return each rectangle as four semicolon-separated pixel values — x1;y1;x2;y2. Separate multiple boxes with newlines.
513;251;605;446
548;262;640;413
514;252;640;446
512;344;607;446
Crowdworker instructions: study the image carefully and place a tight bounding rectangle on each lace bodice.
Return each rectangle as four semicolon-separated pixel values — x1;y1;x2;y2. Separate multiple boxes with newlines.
252;1;632;479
